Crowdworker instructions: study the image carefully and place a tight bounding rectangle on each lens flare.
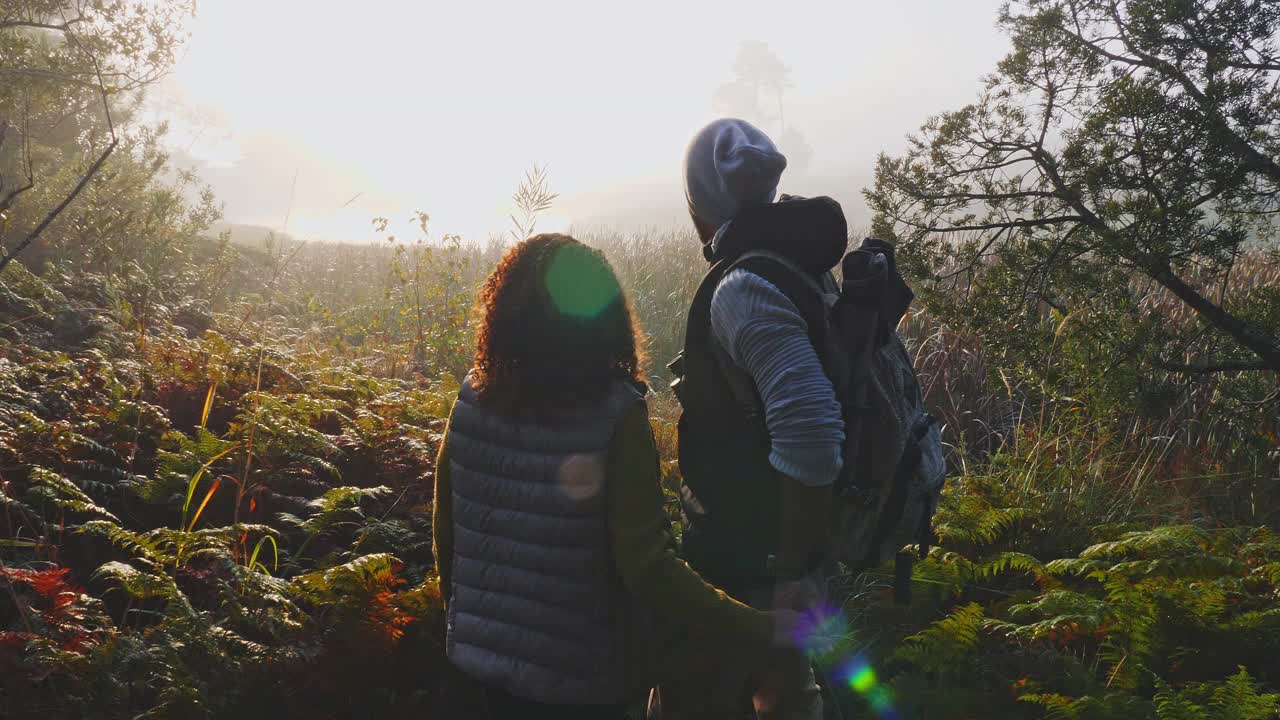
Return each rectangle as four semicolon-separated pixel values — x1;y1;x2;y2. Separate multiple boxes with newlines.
788;601;848;654
827;653;898;719
851;665;876;694
544;244;619;319
778;601;899;717
555;453;604;500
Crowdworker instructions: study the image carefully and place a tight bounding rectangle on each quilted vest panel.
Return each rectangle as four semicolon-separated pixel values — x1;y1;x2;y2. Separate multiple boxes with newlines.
445;377;645;704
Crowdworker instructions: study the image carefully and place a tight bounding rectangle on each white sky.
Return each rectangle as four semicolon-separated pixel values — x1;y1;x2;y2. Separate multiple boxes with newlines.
151;0;1011;242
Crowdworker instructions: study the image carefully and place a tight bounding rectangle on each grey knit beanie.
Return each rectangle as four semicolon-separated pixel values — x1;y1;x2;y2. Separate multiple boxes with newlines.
683;118;787;230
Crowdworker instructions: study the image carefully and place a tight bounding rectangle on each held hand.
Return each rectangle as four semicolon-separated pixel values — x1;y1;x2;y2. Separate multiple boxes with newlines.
768;609;838;656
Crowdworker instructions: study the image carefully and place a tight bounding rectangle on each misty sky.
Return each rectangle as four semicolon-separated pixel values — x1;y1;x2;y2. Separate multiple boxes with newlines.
150;0;1011;243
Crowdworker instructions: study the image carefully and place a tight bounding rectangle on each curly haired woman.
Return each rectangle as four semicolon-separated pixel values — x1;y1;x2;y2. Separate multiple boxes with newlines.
432;234;809;719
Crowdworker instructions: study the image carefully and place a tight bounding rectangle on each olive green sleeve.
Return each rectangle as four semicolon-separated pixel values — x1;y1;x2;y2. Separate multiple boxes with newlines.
606;401;772;646
432;411;454;607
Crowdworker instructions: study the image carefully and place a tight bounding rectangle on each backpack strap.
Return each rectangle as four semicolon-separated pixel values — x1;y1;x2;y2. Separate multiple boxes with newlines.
708;336;765;431
725;250;836;364
729;250;836;326
729;250;827;291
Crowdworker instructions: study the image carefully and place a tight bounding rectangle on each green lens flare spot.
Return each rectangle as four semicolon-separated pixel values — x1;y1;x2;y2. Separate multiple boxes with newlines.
545;245;619;318
851;666;877;694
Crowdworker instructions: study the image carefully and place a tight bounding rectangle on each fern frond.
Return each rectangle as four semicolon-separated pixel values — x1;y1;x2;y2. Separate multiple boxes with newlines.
1154;678;1206;720
1155;667;1280;720
893;603;985;671
285;485;392;539
973;551;1051;584
1105;556;1242;581
933;493;1031;550
1006;590;1111;642
92;560;194;617
291;552;402;602
1020;691;1151;720
1079;525;1210;561
27;467;119;521
1210;667;1280;719
77;520;163;563
279;450;342;481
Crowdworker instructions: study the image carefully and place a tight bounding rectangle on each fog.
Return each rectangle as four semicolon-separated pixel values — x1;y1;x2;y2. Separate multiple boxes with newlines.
151;0;1010;243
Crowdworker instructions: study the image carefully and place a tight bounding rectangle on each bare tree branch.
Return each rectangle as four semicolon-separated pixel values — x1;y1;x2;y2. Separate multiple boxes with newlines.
0;140;115;272
1148;265;1280;370
0;16;85;33
913;189;1063;203
1016;141;1280;372
902;214;1085;234
0;92;36;221
0;11;118;272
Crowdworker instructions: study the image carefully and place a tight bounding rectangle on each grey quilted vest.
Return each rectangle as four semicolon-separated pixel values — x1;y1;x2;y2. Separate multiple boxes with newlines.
444;377;651;704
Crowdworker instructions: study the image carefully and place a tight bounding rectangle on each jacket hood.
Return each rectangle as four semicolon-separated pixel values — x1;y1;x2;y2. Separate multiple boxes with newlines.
708;194;848;275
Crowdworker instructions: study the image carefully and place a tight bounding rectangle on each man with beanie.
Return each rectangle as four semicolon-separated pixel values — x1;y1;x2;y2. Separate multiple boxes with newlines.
660;118;848;719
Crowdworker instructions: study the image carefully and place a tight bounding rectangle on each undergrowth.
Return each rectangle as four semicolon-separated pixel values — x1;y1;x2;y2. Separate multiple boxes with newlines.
1;232;1277;719
0;262;462;718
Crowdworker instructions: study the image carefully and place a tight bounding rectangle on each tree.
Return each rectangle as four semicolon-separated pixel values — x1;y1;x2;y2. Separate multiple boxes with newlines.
714;41;813;174
867;0;1280;374
0;0;193;271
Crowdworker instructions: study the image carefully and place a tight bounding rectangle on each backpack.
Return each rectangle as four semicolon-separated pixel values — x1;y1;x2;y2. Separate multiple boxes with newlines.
822;239;946;592
683;237;946;599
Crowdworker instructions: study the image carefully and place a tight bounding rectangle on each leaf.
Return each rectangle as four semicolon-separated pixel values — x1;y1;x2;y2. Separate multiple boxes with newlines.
187;476;222;531
247;534;278;575
199;379;217;429
181;442;241;526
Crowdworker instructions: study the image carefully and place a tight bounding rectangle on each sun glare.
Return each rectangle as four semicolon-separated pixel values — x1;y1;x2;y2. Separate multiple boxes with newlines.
153;0;1009;242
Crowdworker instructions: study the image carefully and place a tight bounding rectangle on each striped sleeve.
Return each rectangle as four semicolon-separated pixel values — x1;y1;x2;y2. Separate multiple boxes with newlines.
710;268;844;486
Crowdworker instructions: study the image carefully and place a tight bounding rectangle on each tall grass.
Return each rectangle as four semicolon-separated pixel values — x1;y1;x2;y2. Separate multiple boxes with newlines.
242;231;1276;514
573;226;705;382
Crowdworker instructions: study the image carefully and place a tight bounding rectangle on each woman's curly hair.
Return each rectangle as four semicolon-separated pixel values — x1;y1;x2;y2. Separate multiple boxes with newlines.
470;234;645;417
